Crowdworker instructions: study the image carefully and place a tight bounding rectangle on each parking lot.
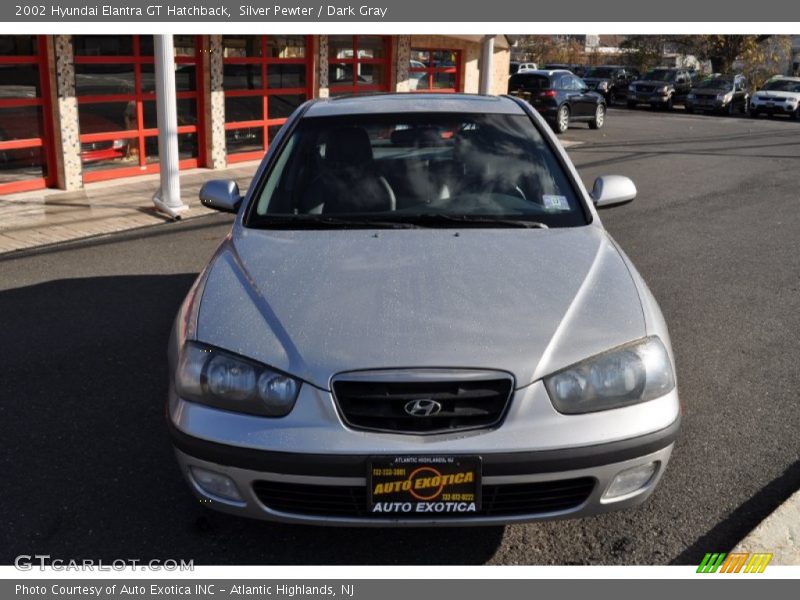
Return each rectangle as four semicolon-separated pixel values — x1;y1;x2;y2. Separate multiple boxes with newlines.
1;107;798;565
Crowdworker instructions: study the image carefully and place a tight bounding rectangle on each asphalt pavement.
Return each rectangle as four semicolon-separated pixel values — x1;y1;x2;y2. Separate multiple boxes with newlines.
1;108;798;565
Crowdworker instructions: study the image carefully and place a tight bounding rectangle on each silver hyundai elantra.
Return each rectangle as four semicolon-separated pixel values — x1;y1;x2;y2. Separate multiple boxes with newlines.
168;93;680;526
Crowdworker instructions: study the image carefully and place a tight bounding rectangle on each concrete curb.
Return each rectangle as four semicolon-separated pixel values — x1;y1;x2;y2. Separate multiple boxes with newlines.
732;489;800;565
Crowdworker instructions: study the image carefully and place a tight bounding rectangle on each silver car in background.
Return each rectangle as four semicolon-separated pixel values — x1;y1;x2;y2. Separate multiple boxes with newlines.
168;93;680;526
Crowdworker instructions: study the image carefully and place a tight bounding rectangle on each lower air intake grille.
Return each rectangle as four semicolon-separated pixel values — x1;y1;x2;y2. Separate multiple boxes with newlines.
252;478;595;519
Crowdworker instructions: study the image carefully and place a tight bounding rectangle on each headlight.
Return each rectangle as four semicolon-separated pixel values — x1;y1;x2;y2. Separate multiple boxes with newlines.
687;93;696;100
598;81;608;90
544;337;675;414
176;342;300;417
658;86;669;94
721;92;733;103
628;85;635;92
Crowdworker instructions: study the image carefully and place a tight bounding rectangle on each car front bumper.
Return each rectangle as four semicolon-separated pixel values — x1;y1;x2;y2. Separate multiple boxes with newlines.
168;379;680;526
750;101;797;114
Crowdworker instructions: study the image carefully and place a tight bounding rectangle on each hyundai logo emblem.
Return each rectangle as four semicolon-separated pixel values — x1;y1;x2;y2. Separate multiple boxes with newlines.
404;399;442;417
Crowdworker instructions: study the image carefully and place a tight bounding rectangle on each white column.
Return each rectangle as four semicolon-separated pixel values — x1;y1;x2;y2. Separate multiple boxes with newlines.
479;35;495;95
152;34;188;219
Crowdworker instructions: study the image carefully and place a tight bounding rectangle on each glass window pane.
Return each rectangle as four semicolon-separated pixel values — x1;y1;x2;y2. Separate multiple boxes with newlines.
268;125;282;144
433;71;457;89
223;36;261;58
0;36;38;56
75;64;135;96
267;64;305;89
328;35;354;60
0;65;41;99
78;101;134;133
409;49;430;66
357;64;385;86
358;36;385;59
223;64;262;90
140;64;197;93
267;36;306;59
73;35;133;56
226;127;263;154
173;36;196;57
80;136;136;172
0;145;45;183
225;96;263;123
143;99;197;129
0;106;43;141
267;94;305;120
329;63;353;86
433;50;458;67
145;132;198;162
139;35;154;56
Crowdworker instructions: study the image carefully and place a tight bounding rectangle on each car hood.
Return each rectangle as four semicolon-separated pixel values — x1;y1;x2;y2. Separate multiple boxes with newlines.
691;87;728;94
633;80;672;87
196;226;647;390
754;90;799;99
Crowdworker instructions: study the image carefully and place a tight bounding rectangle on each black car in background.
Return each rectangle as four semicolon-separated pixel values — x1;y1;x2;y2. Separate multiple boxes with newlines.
542;63;586;77
627;68;694;110
582;65;640;104
685;74;750;115
508;69;606;133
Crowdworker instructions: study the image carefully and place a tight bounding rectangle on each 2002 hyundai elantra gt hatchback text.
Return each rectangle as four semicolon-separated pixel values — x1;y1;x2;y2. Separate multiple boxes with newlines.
167;93;680;526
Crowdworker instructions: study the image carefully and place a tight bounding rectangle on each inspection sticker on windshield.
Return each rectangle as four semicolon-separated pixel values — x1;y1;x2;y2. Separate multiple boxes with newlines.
543;194;570;210
368;456;481;515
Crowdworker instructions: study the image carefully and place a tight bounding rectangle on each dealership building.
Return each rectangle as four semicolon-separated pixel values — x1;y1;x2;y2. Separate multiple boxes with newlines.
0;34;512;196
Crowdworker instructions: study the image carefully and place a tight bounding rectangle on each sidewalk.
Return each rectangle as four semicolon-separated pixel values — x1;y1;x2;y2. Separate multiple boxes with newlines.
0;162;260;255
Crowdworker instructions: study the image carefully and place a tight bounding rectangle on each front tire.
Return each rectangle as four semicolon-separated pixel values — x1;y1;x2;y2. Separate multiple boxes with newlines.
589;104;606;129
554;104;570;134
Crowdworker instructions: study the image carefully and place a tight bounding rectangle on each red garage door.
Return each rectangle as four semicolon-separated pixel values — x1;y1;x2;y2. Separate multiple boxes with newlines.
73;35;205;183
222;35;314;163
0;35;55;195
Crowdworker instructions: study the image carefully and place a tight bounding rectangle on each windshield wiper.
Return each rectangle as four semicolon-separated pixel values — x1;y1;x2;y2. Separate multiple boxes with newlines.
398;214;549;229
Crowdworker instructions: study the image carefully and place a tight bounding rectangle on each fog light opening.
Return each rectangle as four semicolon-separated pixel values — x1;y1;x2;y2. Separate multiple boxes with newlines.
603;462;659;501
190;467;243;502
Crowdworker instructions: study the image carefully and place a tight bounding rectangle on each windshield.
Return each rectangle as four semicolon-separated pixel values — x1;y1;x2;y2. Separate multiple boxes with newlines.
247;112;587;229
762;79;800;92
642;70;676;82
696;78;732;89
508;74;550;90
585;68;616;78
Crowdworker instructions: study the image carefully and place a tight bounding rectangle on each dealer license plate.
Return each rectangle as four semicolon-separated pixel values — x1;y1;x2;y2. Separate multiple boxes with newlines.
368;456;481;516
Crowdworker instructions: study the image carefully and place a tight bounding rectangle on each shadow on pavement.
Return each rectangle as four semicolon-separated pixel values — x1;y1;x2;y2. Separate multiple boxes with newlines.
670;459;800;565
0;275;504;565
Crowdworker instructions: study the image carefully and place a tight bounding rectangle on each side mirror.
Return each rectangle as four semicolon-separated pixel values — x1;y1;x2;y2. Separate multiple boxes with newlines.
591;175;637;208
199;179;243;214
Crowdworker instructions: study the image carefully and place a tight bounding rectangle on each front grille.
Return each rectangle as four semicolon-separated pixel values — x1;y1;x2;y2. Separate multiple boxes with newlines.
636;85;655;93
332;372;514;434
252;478;595;519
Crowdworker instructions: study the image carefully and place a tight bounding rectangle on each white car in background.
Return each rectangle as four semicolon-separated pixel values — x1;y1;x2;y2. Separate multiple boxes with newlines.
749;76;800;119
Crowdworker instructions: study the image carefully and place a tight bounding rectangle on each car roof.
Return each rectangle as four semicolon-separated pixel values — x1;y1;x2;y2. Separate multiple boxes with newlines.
513;69;571;77
304;93;527;117
769;76;800;82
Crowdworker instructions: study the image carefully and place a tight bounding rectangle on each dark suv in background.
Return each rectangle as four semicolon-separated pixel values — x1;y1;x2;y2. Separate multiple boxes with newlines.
685;74;749;115
582;65;640;104
508;69;606;133
627;68;694;110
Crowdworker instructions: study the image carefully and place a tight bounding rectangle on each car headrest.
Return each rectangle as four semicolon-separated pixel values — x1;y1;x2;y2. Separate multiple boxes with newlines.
325;127;373;167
